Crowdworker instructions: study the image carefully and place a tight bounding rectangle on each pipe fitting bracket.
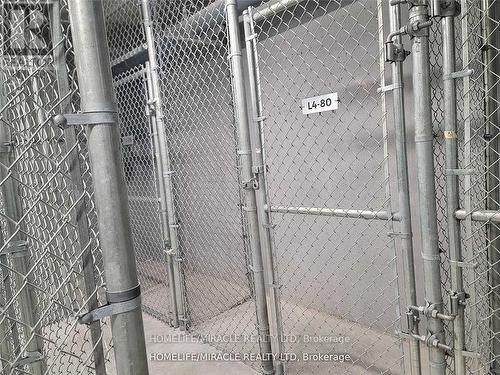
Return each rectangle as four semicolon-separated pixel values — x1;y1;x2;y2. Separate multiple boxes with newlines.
78;285;141;324
53;111;118;127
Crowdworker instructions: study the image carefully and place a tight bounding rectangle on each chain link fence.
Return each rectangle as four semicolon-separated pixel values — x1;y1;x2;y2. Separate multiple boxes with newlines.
458;0;500;373
105;0;177;326
113;65;174;323
150;0;262;362
3;0;500;374
245;1;404;373
0;0;113;373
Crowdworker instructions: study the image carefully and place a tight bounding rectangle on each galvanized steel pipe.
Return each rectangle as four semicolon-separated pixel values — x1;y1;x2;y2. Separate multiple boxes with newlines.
388;1;422;373
227;1;275;373
441;7;466;374
68;0;149;373
409;2;446;374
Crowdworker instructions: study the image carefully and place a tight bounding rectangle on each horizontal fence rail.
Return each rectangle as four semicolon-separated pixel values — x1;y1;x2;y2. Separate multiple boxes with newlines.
267;206;401;221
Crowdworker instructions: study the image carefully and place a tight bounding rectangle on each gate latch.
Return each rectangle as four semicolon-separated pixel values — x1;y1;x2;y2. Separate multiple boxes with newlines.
243;177;259;190
385;41;410;63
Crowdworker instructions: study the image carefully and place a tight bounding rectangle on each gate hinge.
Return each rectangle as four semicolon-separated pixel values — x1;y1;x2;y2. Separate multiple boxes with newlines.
78;285;141;324
409;302;455;322
399;329;452;353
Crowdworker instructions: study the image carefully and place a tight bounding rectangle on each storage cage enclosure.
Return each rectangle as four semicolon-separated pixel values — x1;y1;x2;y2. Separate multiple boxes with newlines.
0;1;500;375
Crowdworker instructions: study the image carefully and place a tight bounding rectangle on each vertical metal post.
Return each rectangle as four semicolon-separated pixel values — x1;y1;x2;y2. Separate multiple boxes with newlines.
243;8;284;375
482;0;500;371
67;1;149;374
226;1;275;374
408;2;447;374
441;4;466;374
144;61;179;328
459;0;479;370
49;2;106;373
376;1;406;373
141;0;186;329
387;2;422;374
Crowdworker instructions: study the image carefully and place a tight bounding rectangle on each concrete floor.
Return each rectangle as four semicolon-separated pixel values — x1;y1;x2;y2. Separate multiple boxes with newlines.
38;302;411;375
192;300;404;375
141;313;258;375
137;265;406;374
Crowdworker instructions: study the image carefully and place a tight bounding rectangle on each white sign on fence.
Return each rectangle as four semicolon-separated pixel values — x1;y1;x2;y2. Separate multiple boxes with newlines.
301;92;338;115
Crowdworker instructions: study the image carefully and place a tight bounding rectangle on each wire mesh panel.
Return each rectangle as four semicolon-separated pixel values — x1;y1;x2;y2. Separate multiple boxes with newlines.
247;1;404;373
149;0;262;364
104;0;146;63
112;65;173;323
458;0;500;373
0;0;111;373
428;12;458;374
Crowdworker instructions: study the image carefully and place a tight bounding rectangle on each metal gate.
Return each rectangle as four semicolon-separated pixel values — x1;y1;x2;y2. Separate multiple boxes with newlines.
234;1;404;373
112;65;173;323
148;0;262;360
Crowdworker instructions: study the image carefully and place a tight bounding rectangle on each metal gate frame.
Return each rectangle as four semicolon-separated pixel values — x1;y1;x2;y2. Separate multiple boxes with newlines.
226;0;499;374
228;0;406;374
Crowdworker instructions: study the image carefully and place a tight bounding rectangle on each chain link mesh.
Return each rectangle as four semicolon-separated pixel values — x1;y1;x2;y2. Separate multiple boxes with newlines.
458;0;500;373
113;64;173;323
104;0;146;63
248;1;403;373
0;0;112;373
3;0;500;374
150;0;261;366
